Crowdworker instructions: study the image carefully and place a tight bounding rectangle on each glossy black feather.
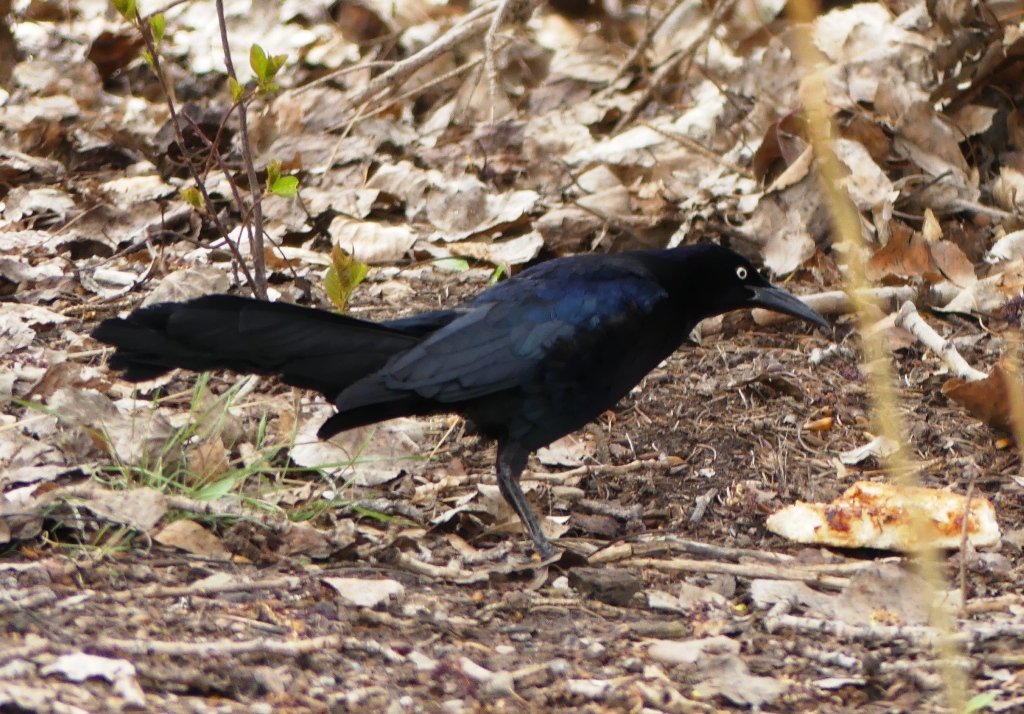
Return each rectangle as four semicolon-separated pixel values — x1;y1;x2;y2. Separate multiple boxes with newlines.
93;244;827;558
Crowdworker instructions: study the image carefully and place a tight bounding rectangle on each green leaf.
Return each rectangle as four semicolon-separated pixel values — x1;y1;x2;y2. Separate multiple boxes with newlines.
141;51;154;69
966;692;998;713
266;53;287;79
229;77;243;103
270;175;298;198
433;257;470;273
111;0;137;21
488;263;506;284
149;13;165;43
194;474;242;501
181;186;203;209
266;158;281;187
250;44;268;81
324;245;368;312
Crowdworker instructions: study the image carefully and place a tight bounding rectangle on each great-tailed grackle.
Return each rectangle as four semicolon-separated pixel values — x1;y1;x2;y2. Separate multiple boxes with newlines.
93;243;828;558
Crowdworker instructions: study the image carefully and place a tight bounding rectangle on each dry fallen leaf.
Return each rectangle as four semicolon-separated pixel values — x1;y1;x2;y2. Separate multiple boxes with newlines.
323;577;405;608
187;438;230;487
866;224;940;283
942;362;1018;433
154;519;231;560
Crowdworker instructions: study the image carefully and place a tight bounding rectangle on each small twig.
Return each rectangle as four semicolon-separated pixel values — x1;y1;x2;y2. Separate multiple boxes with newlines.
627;557;853;588
641;122;755;179
613;0;739;134
337;2;501;127
95;634;404;662
786;641;862;671
104;575;303;602
133;9;258;295
606;0;688;87
893;302;988;381
164;494;292;532
394;552;470;580
527;458;663;483
947;199;1015;221
483;0;520;122
765;613;958;646
0;637;63;666
214;0;267;299
689;487;717;523
0;586;57;615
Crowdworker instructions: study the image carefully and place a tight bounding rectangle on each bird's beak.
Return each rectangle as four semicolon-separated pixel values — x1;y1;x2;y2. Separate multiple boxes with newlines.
749;285;829;330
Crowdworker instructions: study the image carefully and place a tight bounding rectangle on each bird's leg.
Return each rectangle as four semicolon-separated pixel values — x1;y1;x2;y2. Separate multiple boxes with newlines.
496;442;557;559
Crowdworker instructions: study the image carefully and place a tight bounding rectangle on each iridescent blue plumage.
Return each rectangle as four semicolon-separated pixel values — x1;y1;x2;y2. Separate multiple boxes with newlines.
94;243;828;559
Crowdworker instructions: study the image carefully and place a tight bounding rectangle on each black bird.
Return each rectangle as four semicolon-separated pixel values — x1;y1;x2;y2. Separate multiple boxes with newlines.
93;243;828;558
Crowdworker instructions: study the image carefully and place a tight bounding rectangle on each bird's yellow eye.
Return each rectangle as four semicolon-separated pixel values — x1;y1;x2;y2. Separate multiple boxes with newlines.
736;266;748;280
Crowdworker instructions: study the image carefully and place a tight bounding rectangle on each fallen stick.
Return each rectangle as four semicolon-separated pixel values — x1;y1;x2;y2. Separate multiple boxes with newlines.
105;575;304;602
893;301;987;381
626;557;852;588
96;634;404;662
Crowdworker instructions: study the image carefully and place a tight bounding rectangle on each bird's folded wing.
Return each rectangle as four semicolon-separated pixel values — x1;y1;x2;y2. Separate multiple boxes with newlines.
378;274;668;402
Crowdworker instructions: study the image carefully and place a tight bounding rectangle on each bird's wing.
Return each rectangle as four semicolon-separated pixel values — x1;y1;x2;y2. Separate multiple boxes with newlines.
372;267;669;403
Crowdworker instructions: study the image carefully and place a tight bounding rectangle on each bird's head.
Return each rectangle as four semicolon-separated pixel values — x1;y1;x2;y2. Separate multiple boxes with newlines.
659;243;830;330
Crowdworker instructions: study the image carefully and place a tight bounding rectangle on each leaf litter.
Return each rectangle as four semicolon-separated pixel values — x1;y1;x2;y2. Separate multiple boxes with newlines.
2;0;1024;710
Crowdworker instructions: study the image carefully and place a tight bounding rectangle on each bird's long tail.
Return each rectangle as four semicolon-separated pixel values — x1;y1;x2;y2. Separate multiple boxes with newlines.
91;294;420;401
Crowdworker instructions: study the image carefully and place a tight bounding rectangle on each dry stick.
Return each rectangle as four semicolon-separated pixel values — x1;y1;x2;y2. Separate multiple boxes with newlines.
95;634;404;662
0;586;56;615
784;0;966;705
765;612;960;647
526;458;663;483
293;61;397;96
104;575;304;602
642;122;755;178
214;0;267;299
321;39;478;193
165;494;293;532
607;0;690;88
613;0;739;134
893;302;988;381
483;0;522;123
333;3;501;130
627;556;851;588
0;638;61;666
133;12;258;294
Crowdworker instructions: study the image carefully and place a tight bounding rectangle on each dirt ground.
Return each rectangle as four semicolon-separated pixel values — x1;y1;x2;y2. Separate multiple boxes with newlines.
3;0;1024;710
3;270;1024;713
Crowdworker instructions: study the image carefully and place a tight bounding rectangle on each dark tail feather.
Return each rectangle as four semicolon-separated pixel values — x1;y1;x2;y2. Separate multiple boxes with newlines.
316;395;434;438
92;295;421;400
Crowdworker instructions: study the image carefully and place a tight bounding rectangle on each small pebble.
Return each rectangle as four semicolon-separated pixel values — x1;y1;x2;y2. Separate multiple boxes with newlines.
548;658;570;677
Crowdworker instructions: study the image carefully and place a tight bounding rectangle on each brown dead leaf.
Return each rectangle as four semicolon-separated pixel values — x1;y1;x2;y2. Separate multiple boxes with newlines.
155;519;231;559
838;112;890;163
86;30;144;80
752;111;807;183
942;362;1017;433
866;223;941;283
187;438;229;487
930;240;976;288
73;485;168;532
